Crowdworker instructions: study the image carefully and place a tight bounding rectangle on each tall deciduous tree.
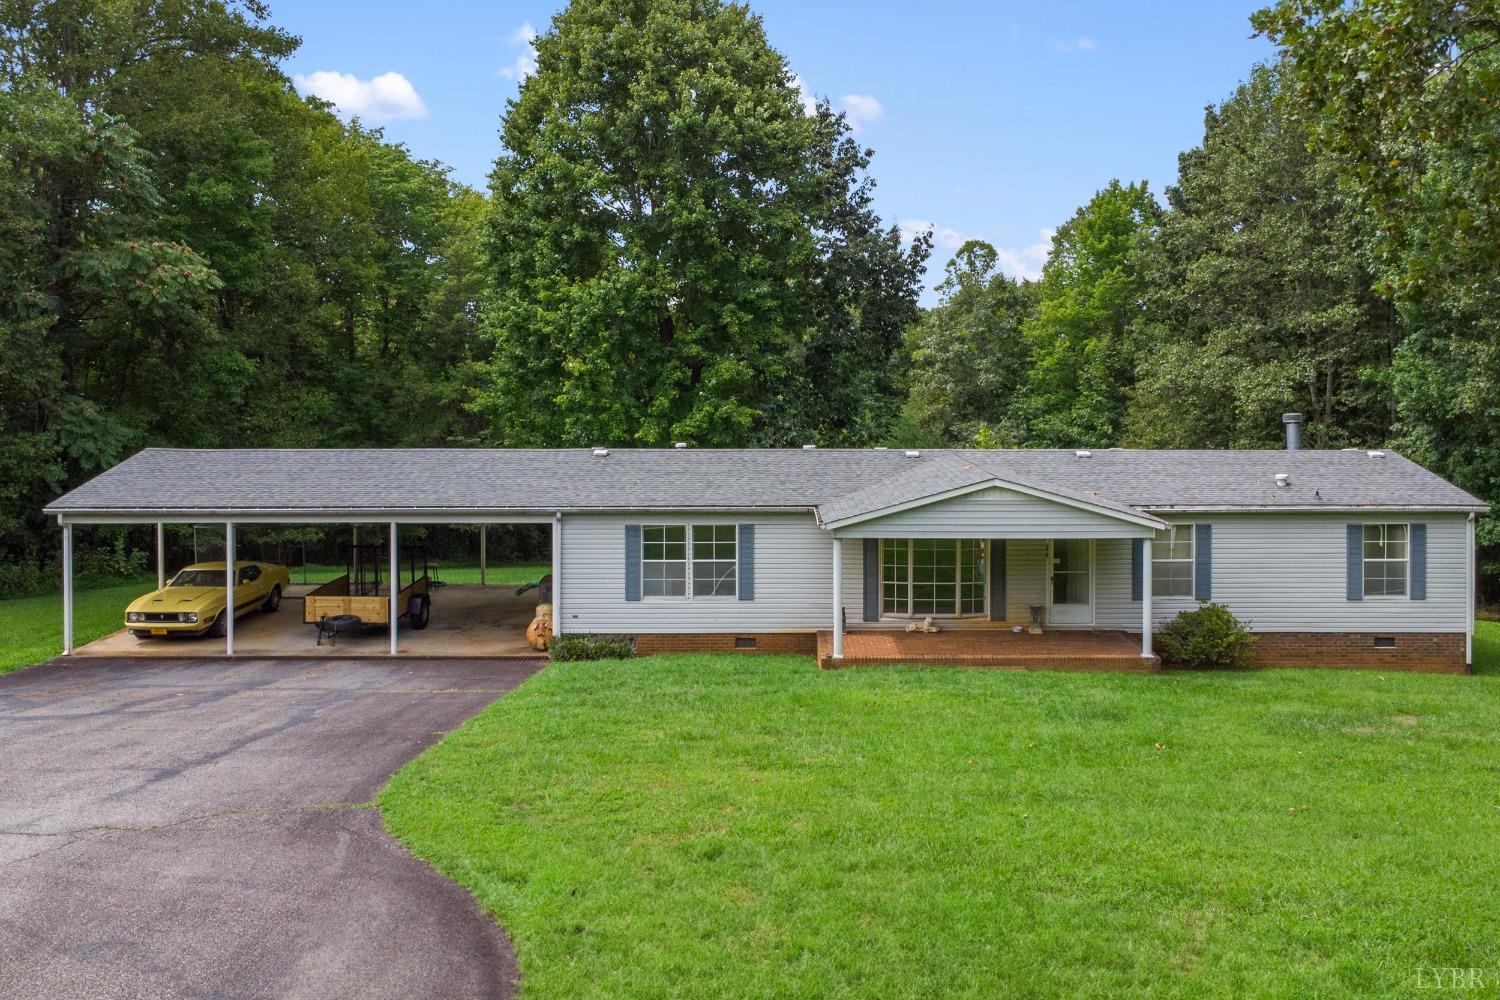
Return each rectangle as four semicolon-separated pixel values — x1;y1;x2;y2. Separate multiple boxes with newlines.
1127;64;1400;449
473;0;925;447
898;241;1038;446
1020;180;1160;448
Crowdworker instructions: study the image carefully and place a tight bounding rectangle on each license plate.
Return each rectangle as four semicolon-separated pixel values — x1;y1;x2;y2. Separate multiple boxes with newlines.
151;628;168;636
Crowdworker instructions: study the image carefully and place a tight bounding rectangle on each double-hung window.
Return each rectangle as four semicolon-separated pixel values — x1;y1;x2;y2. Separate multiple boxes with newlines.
880;539;986;617
642;525;736;599
1363;523;1408;597
1151;525;1194;597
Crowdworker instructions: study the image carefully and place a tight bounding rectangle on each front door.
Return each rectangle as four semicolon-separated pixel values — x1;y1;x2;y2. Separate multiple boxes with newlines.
1046;539;1094;625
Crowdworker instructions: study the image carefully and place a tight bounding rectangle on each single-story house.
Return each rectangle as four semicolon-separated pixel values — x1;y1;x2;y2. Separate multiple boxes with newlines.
44;422;1486;672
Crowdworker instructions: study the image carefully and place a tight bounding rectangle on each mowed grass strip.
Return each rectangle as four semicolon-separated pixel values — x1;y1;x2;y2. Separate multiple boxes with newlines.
381;624;1500;999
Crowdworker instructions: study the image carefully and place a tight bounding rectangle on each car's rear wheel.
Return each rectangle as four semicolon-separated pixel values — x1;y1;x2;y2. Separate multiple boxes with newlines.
263;585;281;613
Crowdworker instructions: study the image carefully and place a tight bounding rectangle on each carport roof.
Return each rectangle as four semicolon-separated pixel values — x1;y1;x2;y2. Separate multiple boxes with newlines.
43;446;1487;522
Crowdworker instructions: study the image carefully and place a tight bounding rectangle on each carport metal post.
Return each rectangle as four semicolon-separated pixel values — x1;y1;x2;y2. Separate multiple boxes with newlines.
479;525;486;586
225;521;235;656
61;521;74;654
156;522;165;590
1140;541;1152;659
389;522;398;656
552;512;562;637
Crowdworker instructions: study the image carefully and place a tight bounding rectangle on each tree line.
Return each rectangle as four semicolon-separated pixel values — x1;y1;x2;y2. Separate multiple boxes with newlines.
2;0;1496;584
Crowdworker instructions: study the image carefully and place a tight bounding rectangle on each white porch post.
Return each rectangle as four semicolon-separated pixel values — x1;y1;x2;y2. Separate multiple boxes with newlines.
155;522;165;590
831;536;844;659
389;522;399;656
480;524;487;586
551;513;562;637
225;521;235;656
61;522;74;655
1140;537;1153;659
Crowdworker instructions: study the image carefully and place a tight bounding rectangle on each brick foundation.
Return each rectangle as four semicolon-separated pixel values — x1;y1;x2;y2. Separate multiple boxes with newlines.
1246;632;1467;673
632;632;818;656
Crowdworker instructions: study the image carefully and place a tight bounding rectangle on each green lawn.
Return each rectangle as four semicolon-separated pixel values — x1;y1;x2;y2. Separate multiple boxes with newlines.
0;563;550;675
382;623;1500;999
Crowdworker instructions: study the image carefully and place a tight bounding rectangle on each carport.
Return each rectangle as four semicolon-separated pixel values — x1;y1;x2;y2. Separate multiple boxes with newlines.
44;449;565;658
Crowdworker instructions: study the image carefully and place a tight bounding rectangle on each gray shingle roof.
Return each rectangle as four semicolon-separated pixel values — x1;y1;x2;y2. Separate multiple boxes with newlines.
44;446;1487;518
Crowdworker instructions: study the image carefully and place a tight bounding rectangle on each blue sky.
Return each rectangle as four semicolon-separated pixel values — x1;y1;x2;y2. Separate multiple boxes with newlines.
276;1;1275;295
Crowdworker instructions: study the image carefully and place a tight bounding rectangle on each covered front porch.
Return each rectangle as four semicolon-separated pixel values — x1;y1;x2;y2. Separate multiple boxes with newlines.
816;627;1158;671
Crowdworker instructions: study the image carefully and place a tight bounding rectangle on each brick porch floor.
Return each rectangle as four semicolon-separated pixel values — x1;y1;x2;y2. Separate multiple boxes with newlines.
816;627;1159;672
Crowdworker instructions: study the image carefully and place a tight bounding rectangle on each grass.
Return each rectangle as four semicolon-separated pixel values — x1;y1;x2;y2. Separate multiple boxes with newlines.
0;563;549;675
381;622;1500;999
0;576;155;675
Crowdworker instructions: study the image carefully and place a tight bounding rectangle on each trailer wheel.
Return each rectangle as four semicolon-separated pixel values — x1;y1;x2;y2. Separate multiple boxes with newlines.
408;594;431;630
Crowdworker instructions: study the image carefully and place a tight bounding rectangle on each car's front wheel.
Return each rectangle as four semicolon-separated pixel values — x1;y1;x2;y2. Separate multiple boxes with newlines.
207;614;227;639
263;585;281;613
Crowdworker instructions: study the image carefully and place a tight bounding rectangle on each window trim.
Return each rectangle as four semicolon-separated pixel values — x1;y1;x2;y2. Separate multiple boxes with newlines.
1362;522;1410;600
1150;524;1194;599
640;523;737;601
878;538;989;619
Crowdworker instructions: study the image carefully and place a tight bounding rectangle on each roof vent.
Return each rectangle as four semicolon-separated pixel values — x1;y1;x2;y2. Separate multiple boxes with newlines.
1282;412;1303;451
1274;473;1291;488
674;442;687;449
1075;449;1092;458
1367;449;1387;459
873;446;888;451
592;448;609;458
904;450;921;458
802;444;816;450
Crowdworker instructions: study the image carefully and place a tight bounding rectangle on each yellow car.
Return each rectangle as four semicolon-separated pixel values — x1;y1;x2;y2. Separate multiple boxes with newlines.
125;561;291;639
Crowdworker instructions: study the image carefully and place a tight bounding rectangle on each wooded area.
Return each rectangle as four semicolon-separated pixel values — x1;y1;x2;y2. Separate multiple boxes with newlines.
3;0;1497;586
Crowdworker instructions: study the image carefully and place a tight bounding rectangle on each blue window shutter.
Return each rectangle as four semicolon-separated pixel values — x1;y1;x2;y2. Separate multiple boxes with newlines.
1346;524;1363;601
624;524;641;602
738;524;755;601
989;540;1006;621
863;539;879;621
1410;523;1427;600
1193;524;1212;601
1131;539;1144;603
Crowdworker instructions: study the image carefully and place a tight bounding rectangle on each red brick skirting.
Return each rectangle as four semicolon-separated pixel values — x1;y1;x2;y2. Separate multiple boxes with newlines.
1247;632;1468;673
633;633;818;656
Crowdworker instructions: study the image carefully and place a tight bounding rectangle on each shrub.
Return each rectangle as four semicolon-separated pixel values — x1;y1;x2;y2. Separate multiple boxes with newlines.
549;634;636;662
1156;602;1255;670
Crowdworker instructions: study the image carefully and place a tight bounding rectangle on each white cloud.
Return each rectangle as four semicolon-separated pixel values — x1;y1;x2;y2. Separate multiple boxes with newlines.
899;222;1054;282
838;93;884;131
993;229;1054;282
498;22;539;80
790;73;817;115
293;70;428;122
1051;36;1098;53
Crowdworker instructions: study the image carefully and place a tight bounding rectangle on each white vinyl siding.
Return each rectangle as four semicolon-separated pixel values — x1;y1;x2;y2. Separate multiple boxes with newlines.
561;510;1468;638
562;512;826;634
1095;513;1467;633
830;486;1154;539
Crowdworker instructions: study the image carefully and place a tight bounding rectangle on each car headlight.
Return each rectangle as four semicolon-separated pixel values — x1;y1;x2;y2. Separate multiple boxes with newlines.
185;612;198;623
127;612;142;623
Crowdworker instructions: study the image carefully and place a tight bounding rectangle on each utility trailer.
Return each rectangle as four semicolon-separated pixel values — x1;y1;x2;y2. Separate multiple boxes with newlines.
304;543;431;642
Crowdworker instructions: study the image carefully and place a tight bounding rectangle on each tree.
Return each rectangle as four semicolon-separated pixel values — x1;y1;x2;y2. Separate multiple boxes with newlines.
1020;180;1161;448
1252;0;1500;294
1127;64;1400;449
472;0;925;447
899;241;1038;445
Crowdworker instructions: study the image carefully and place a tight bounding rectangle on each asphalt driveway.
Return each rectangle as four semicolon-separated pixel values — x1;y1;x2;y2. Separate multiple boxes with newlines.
0;655;543;999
